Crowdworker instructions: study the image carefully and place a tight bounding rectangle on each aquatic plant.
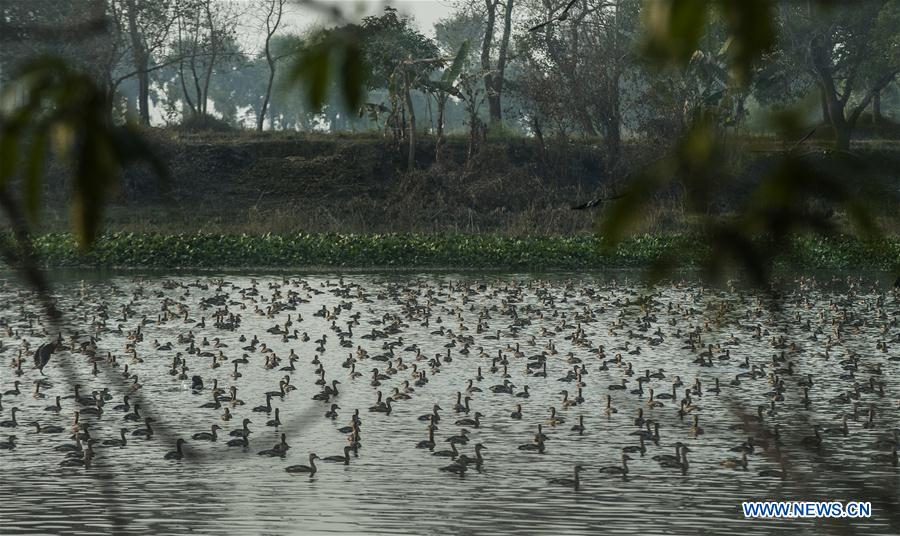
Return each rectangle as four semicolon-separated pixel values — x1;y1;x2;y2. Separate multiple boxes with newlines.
18;232;900;272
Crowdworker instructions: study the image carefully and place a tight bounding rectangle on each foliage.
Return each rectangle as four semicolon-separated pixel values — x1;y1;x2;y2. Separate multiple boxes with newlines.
288;26;365;112
0;57;165;246
20;231;900;272
597;0;900;287
641;0;775;86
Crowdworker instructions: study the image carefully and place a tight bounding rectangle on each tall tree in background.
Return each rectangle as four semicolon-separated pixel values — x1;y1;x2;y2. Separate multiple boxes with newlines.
121;0;175;125
477;0;515;126
110;0;175;125
172;0;239;119
516;0;638;162
779;0;900;150
255;0;287;131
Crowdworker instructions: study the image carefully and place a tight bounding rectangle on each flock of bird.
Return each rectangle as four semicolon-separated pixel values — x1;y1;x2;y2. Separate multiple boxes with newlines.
0;275;898;493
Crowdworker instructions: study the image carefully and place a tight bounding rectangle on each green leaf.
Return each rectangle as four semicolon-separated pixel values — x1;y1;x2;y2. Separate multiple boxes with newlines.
0;132;18;186
717;0;775;86
340;39;366;110
642;0;708;64
442;39;470;85
24;129;47;222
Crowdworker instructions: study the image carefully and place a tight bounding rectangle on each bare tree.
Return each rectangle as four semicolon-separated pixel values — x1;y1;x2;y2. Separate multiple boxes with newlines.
478;0;516;126
255;0;286;131
172;0;239;119
121;0;176;125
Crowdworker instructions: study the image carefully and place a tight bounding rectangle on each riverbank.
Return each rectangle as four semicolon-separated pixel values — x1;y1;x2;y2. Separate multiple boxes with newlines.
36;129;900;237
22;233;900;272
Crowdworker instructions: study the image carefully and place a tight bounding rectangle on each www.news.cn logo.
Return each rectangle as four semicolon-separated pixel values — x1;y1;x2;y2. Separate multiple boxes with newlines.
742;501;872;518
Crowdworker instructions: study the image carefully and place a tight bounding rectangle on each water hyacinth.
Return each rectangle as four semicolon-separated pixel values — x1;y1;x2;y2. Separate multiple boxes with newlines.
13;232;899;272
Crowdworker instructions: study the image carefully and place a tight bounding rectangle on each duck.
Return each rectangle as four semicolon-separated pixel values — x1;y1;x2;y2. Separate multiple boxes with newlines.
446;429;470;445
549;465;583;490
432;442;459;458
653;442;683;464
518;437;545;453
604;395;618;415
31;421;64;434
454;412;482;428
164;439;187;460
456;443;486;467
622;435;646;456
131;417;154;437
192;424;222;441
266;408;282;427
599;453;631;476
416;426;437;450
0;407;20;428
721;451;748;470
226;435;249;448
285;453;319;475
438;461;467;475
800;425;823;449
418;404;442;423
101;429;128;447
0;435;17;450
230;418;253;438
322;446;353;465
251;394;273;413
570;415;586;434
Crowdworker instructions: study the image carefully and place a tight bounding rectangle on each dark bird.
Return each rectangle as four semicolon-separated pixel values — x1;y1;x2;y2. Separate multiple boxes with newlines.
34;342;58;375
528;0;579;32
571;193;625;210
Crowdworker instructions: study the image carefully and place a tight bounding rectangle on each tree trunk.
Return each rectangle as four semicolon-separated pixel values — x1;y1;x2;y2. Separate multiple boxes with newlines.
827;94;851;151
488;0;514;125
532;115;546;164
820;90;830;124
404;71;417;171
257;69;275;131
872;91;882;125
257;0;284;132
481;0;498;125
201;2;216;116
833;120;851;151
126;0;150;126
605;117;621;164
435;94;446;165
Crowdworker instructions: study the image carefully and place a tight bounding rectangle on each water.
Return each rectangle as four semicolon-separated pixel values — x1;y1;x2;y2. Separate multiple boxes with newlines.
0;272;898;535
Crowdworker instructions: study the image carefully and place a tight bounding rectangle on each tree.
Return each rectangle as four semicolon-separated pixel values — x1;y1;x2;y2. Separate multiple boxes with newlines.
421;41;472;165
476;0;516;125
120;0;176;125
515;0;639;162
255;0;287;131
779;0;900;150
171;0;240;119
352;7;440;167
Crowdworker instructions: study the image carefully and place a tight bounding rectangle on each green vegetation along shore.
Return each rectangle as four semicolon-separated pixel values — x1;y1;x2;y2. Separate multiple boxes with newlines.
21;233;900;272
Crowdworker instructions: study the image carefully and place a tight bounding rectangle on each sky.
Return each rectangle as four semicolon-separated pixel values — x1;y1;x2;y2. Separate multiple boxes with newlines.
281;0;457;37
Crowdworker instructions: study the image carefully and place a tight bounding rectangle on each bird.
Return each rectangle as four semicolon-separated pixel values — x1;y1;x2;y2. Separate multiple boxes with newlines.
322;446;353;465
33;341;58;374
192;424;222;441
599;454;631;476
549;465;583;490
285;453;319;475
164;439;187;460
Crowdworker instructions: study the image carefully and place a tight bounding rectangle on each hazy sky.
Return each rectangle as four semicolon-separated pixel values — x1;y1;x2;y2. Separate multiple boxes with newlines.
281;0;457;37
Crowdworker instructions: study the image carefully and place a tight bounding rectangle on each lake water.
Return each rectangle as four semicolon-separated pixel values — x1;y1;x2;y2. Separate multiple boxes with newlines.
0;272;898;535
